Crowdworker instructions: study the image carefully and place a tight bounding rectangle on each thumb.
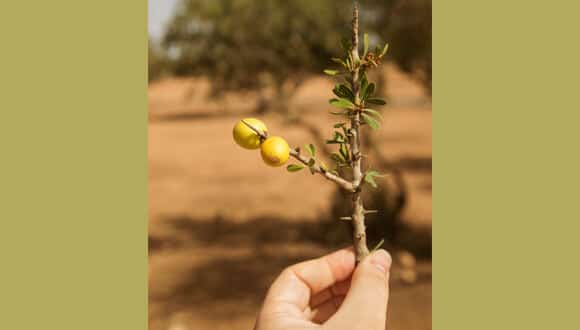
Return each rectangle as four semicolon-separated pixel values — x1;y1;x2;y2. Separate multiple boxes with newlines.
327;249;391;330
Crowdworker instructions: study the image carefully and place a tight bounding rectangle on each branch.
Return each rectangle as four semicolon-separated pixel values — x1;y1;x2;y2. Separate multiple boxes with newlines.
289;149;356;192
349;1;370;263
241;119;268;141
241;120;356;192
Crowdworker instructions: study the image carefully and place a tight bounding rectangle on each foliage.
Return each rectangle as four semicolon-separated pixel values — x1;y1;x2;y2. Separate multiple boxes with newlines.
286;25;388;191
148;39;170;82
366;0;432;90
164;0;353;90
161;0;432;92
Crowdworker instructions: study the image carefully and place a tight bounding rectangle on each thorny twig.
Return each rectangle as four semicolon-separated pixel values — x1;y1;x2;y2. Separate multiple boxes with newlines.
242;1;373;263
349;1;371;262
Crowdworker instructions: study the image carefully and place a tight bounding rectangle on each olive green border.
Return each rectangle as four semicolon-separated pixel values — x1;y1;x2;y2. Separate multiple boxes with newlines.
3;1;580;329
0;1;147;329
434;1;580;329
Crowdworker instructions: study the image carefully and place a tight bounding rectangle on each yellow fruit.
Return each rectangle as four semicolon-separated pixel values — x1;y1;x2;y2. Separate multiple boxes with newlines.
233;118;268;149
260;136;290;167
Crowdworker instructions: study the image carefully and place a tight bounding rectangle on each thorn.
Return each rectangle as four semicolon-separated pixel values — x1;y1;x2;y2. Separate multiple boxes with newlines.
364;209;378;215
339;216;352;221
371;239;385;253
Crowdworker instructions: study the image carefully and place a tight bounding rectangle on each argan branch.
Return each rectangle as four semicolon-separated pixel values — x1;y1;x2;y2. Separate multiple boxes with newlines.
349;1;370;262
289;149;356;192
241;120;355;192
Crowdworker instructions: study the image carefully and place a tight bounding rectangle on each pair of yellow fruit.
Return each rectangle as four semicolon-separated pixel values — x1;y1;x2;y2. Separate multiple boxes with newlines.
232;118;290;167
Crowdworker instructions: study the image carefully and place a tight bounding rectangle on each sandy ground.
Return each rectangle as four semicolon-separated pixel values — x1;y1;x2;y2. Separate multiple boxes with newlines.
149;64;432;330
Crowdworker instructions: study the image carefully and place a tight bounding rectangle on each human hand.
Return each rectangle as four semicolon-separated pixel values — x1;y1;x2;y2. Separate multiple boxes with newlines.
254;248;391;330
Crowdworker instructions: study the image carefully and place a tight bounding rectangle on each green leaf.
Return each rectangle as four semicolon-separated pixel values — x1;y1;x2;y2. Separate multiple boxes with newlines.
307;158;316;167
364;170;387;188
326;131;345;145
333;122;346;128
329;98;354;109
361;83;375;101
365;175;377;188
380;43;389;57
286;164;305;172
366;170;380;176
340;85;355;100
364;170;380;188
339;143;349;160
332;86;352;101
324;69;339;76
331;152;346;163
361;113;381;129
319;160;329;172
360;76;368;95
366;98;386;106
345;56;352;71
333;84;355;101
305;144;316;157
363;108;383;119
367;83;375;97
331;57;347;67
363;33;369;57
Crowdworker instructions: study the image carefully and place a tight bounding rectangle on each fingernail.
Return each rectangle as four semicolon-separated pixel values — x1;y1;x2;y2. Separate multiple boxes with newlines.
370;249;392;273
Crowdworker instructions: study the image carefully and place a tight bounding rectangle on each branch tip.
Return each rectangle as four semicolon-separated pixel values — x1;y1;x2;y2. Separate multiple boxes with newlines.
241;119;267;140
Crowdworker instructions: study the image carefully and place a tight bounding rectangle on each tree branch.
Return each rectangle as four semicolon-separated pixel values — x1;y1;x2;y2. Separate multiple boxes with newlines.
350;1;370;263
289;149;356;192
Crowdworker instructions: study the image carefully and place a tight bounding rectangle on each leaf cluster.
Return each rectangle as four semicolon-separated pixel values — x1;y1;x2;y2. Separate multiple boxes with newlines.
163;0;354;90
323;32;389;187
287;16;390;189
325;36;388;130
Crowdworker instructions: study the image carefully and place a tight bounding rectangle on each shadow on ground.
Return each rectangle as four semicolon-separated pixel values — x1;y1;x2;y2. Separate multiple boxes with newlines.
148;180;431;329
149;212;431;259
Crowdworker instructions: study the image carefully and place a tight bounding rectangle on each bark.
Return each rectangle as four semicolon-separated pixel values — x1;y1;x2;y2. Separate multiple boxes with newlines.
350;2;370;263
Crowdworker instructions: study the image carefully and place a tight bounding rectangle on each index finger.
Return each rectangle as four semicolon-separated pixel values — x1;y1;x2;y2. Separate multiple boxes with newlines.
262;248;356;317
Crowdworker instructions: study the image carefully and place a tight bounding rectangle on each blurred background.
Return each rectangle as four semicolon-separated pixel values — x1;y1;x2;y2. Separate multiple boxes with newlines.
148;0;431;329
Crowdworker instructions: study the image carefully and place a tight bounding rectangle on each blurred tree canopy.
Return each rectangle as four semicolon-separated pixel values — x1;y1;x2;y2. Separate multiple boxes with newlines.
368;0;432;91
148;39;170;82
164;0;352;89
157;0;431;95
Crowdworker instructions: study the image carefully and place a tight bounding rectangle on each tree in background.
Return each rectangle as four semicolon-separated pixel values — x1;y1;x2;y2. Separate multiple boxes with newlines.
163;0;354;112
148;38;170;82
159;0;431;109
367;0;432;92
